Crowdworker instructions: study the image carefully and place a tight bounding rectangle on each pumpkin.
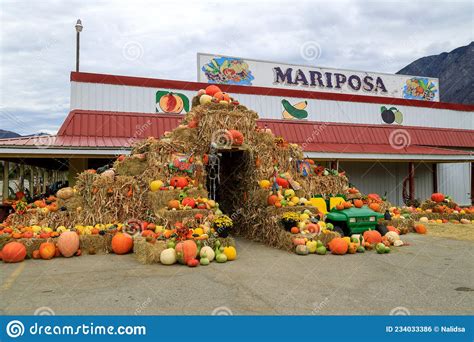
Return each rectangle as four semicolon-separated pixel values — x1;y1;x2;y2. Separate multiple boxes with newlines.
385;231;400;243
149;180;163;192
293;238;306;246
267;195;279;206
369;203;380;212
363;230;382;244
305;223;320;234
415;224;427;234
354;199;364;208
343;201;352;209
168;200;180;210
181;197;196;208
336;203;344;210
57;231;80;257
431;193;445;203
22;231;33;239
39;242;56;260
200;246;215;261
348;242;358;254
328;238;348;255
205;85;222;96
387;225;400;234
187;258;199;267
228;129;244;145
213;91;231;102
111;233;133;254
170;176;188;189
290;227;299;234
276;177;289;189
175;240;198;264
56;187;74;200
223;246;237;261
34;199;46;208
32;250;41;259
295;245;309;255
2;242;26;263
160;248;177;265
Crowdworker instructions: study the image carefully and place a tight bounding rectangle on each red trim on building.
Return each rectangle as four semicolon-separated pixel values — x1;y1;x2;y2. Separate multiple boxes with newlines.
70;72;474;112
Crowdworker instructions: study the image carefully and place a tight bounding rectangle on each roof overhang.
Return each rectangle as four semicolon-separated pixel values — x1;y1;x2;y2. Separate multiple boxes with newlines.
304;151;474;162
0;147;131;158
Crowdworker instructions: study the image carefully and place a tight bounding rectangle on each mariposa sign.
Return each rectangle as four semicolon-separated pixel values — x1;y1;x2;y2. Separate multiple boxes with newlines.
197;53;439;101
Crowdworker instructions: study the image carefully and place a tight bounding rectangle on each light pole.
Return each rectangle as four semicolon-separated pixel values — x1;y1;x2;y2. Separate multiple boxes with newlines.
75;19;83;72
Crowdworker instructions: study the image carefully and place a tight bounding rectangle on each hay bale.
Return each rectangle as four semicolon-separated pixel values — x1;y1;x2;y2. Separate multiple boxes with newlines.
79;234;112;254
266;205;318;216
115;158;147;176
380;218;415;234
133;237;166;264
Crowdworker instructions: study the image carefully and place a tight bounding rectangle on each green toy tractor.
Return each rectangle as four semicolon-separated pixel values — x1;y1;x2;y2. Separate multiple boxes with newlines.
325;206;384;237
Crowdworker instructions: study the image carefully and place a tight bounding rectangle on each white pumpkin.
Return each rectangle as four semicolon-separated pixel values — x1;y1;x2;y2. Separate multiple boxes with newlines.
100;169;115;180
419;217;429;223
385;231;400;244
160;248;177;265
200;246;215;262
57;231;80;257
393;240;404;247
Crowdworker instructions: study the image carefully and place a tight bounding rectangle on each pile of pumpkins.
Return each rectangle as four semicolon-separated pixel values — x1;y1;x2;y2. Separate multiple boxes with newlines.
196;85;239;106
160;239;237;267
149;176;192;191
167;196;218;211
293;228;405;256
266;189;309;208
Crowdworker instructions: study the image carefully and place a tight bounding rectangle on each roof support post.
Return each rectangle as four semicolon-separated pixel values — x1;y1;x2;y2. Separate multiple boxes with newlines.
42;169;48;194
2;161;9;201
408;162;415;202
19;164;25;193
432;163;438;194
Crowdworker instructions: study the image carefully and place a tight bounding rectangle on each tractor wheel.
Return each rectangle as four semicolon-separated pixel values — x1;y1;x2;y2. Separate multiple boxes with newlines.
375;223;388;236
333;226;345;237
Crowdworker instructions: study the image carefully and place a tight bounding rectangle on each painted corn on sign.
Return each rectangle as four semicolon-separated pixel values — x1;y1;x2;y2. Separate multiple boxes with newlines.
197;53;440;102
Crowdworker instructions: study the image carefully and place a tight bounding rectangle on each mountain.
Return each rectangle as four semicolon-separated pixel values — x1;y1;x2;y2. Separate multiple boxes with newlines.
0;129;21;139
397;42;473;105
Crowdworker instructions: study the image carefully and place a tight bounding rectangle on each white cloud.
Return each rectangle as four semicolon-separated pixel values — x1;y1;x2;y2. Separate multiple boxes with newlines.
0;0;472;134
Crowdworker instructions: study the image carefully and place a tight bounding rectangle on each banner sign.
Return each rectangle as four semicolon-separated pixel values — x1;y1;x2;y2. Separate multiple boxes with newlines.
197;53;440;102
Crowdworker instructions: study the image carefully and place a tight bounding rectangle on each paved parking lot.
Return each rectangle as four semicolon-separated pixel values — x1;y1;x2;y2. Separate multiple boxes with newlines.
1;234;473;315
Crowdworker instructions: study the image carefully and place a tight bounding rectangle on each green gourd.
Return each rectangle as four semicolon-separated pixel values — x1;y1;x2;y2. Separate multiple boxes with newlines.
216;253;227;263
200;252;210;266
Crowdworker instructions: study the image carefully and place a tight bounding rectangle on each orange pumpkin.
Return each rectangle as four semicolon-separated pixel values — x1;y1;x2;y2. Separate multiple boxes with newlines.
336;203;344;211
431;193;445;203
39;242;56;260
267;195;279;206
12;232;22;239
363;230;382;244
328;238;348;255
276;177;289;189
290;227;299;234
32;250;41;259
369;203;380;212
170;176;188;189
228;129;244;146
274;201;282;208
2;242;27;263
292;238;306;246
22;231;33;239
213;91;230;102
112;233;133;254
415;224;427;234
205;85;222;96
57;231;80;257
354;199;364;208
175;240;198;264
168;200;180;210
34;199;46;208
343;201;352;209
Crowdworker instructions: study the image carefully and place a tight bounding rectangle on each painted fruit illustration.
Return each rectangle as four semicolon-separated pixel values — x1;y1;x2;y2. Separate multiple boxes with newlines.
381;106;403;124
281;99;308;119
156;91;190;114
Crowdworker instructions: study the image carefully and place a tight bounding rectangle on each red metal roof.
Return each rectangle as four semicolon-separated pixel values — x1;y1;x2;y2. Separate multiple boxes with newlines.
1;110;471;158
71;72;474;112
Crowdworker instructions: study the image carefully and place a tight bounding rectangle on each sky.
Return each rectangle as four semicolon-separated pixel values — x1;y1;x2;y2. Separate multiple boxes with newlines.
0;0;472;135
